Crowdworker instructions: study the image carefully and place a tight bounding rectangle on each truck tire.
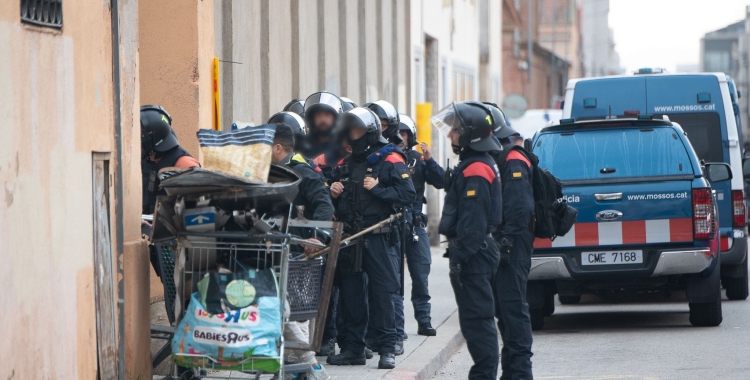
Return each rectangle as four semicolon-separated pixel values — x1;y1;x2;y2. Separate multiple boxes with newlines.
724;275;749;300
689;301;723;327
558;295;580;305
542;291;555;316
530;309;545;331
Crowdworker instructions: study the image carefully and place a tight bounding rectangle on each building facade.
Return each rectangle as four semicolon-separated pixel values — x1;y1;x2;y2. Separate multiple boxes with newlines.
539;0;583;79
1;0;147;379
580;0;621;77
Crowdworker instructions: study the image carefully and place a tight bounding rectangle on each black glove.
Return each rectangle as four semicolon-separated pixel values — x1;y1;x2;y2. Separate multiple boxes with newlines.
499;238;512;267
449;255;463;290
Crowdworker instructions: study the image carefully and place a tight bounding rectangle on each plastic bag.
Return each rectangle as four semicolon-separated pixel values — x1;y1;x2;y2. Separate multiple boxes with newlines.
197;124;276;183
172;292;282;372
196;268;278;314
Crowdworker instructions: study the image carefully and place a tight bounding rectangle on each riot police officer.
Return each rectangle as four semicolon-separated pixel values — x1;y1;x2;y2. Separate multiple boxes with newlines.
340;96;358;112
365;100;403;145
283;98;306;118
434;101;502;380
487;103;534;380
326;107;416;369
303;91;344;158
396;114;443;337
141;105;200;215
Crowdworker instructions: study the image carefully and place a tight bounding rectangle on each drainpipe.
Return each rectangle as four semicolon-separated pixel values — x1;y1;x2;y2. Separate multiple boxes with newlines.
109;0;126;378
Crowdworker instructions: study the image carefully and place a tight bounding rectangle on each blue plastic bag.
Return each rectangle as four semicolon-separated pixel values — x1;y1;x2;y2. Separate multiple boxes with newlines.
172;292;282;372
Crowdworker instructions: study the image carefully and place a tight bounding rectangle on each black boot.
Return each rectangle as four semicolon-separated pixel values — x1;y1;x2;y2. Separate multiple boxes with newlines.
365;347;374;359
378;353;396;369
316;337;336;356
418;322;437;336
326;350;366;366
394;341;404;356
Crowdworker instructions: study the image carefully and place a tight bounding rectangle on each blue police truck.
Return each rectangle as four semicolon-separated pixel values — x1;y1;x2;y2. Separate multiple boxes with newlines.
527;116;729;330
562;71;748;302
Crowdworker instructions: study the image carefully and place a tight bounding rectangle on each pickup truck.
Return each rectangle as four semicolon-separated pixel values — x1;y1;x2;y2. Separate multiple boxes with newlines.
528;116;730;330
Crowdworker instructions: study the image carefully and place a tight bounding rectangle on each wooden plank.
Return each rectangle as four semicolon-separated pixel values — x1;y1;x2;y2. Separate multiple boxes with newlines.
92;157;119;379
310;221;343;352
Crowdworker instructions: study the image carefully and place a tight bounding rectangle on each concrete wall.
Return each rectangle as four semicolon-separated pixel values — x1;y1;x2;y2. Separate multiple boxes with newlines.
140;0;215;154
0;0;145;378
215;0;411;127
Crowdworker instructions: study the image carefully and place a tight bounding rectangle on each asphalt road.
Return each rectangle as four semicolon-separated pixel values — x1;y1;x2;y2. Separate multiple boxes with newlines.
434;266;750;379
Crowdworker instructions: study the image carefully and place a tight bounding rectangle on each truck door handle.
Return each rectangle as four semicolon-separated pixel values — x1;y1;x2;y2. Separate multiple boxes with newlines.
595;193;622;201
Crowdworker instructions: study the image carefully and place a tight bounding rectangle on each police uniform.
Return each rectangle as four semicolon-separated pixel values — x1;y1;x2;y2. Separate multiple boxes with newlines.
284;153;335;223
331;144;416;357
439;150;502;380
403;148;445;326
141;146;197;214
491;146;535;380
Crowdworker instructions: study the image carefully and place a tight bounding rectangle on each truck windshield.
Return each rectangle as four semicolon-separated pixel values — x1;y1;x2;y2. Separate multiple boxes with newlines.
534;126;694;181
659;113;724;163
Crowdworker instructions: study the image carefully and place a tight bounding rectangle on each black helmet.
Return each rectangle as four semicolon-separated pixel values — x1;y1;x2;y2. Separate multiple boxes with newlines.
338;107;388;149
431;101;500;154
140;105;179;155
482;102;518;139
267;111;307;136
283;99;306;118
365;100;400;140
304;91;343;132
398;113;418;148
340;97;358;112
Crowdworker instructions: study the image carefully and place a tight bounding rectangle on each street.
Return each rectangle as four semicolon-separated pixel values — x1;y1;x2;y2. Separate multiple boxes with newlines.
434;254;750;380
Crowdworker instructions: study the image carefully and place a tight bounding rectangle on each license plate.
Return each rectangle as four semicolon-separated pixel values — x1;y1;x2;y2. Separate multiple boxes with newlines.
581;250;643;265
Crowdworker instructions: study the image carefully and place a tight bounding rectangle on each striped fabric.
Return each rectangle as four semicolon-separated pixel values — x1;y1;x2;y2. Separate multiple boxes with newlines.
197;124;276;147
534;218;694;248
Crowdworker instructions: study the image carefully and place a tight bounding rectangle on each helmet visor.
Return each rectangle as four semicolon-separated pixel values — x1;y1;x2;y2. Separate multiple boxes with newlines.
304;92;343;114
431;102;466;139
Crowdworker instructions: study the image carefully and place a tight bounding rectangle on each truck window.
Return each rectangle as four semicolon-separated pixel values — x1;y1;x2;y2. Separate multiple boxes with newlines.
659;113;723;163
535;127;694;181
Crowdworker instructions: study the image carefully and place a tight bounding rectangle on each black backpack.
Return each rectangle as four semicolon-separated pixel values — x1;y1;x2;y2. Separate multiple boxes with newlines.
497;146;577;240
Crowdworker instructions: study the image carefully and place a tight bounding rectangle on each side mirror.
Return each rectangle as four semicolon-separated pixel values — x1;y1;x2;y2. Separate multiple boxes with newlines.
705;162;733;183
743;159;750;179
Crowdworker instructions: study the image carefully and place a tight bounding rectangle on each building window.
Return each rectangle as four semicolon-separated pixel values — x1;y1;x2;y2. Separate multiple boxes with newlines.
21;0;63;28
704;50;730;73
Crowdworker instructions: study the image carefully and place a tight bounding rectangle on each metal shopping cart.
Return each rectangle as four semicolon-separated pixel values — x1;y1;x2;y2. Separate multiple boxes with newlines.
148;165;343;380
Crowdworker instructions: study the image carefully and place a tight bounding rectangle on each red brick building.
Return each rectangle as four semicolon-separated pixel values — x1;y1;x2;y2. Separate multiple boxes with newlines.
502;0;571;110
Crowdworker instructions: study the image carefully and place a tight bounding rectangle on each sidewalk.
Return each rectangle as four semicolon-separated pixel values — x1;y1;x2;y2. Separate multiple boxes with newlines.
153;247;463;380
323;247;463;380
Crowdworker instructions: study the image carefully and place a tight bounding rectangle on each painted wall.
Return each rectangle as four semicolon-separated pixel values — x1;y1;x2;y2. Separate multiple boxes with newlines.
0;0;146;379
214;0;411;128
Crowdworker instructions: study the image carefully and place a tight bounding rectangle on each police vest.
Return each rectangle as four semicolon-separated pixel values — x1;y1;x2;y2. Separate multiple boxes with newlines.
141;146;191;214
441;154;502;234
336;150;406;227
406;149;426;204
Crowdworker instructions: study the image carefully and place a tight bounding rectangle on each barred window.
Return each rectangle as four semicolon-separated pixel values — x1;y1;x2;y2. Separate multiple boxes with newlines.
21;0;63;28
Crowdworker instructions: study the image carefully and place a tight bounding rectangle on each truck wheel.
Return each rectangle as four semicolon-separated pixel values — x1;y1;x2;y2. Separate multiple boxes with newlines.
542;291;555;316
724;275;749;300
689;301;723;327
530;309;545;331
558;295;580;305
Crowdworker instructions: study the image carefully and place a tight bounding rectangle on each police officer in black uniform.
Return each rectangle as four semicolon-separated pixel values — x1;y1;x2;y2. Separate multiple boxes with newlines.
283;98;306;118
326;107;416;369
141;105;200;215
396;114;443;336
303;91;344;159
486;103;534;380
434;101;503;380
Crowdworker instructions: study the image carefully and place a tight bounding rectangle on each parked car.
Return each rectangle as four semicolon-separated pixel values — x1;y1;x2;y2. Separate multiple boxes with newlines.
562;71;748;301
527;116;728;330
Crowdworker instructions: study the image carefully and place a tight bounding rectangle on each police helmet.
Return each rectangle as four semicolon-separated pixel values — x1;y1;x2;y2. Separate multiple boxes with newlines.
431;101;501;153
340;97;358;112
283;98;306;118
365;100;400;139
338;107;388;146
482;102;518;139
268;111;307;136
398;113;418;148
140;105;179;155
304;91;343;130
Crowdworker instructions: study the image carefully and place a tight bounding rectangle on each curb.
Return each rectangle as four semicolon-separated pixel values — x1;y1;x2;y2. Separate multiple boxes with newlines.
383;310;464;380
